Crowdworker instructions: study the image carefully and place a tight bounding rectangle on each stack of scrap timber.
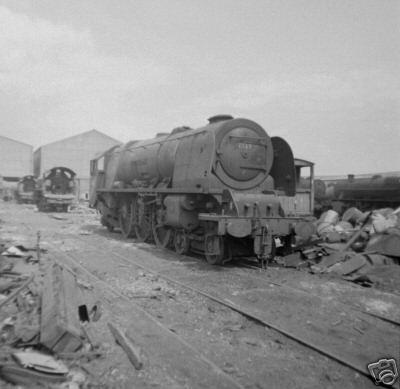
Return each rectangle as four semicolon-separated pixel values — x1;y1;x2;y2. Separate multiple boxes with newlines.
0;228;147;388
0;240;103;387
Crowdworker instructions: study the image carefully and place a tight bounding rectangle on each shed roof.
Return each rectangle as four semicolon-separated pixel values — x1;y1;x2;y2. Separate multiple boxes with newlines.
35;129;121;151
294;158;314;167
0;134;33;148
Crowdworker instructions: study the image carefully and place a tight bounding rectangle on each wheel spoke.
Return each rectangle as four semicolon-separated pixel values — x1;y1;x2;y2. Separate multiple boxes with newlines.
152;204;172;248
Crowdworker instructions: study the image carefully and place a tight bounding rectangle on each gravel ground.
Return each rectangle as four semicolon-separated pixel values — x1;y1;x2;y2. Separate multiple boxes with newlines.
0;201;397;388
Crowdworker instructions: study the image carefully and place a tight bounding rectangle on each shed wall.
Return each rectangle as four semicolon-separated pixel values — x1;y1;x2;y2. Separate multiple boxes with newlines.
0;136;33;178
36;131;121;199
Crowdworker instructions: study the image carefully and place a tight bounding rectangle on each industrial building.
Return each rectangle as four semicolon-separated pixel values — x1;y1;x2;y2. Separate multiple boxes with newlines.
34;130;121;199
0;135;33;180
0;135;32;201
0;135;33;198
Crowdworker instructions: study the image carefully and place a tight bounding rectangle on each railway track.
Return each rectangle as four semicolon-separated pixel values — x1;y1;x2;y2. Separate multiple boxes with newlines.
49;245;246;389
232;259;400;326
61;231;398;383
96;228;400;326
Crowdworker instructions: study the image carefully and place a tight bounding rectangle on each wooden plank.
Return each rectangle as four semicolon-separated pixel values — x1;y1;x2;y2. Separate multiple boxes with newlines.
40;263;83;352
107;322;143;370
0;275;34;309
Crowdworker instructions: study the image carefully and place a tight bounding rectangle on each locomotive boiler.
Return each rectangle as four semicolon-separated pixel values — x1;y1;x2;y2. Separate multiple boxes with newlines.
16;175;37;204
315;174;400;214
35;167;76;212
90;115;314;264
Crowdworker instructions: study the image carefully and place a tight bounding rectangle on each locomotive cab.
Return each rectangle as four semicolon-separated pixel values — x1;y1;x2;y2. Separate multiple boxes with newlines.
278;158;315;217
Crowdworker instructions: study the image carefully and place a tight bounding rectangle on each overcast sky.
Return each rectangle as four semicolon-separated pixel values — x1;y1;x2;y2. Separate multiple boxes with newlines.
0;0;398;175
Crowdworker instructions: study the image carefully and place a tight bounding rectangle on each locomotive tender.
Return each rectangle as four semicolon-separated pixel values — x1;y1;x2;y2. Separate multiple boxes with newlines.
90;115;313;264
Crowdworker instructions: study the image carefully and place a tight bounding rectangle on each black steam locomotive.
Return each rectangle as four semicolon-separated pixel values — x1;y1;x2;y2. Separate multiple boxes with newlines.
16;175;37;204
315;174;400;215
90;115;314;264
35;167;76;212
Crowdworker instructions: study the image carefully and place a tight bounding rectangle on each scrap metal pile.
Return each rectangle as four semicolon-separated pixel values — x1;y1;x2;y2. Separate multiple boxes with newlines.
0;233;139;388
278;207;400;289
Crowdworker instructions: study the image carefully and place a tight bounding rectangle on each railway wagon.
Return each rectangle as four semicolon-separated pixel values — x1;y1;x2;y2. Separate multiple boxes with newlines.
35;167;76;212
90;115;315;264
315;174;400;214
16;175;37;204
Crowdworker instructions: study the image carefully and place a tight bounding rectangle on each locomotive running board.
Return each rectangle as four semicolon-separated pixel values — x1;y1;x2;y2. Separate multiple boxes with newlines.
198;214;303;237
198;214;303;221
97;188;223;195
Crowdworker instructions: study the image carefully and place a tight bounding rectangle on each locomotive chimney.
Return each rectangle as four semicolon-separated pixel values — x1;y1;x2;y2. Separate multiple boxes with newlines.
207;114;233;124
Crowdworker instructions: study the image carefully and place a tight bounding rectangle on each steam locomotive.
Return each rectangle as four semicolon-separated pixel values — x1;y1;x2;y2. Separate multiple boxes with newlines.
315;174;400;215
16;175;37;204
35;167;76;212
89;115;315;264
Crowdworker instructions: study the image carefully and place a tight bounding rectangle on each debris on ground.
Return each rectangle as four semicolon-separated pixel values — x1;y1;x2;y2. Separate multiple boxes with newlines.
108;322;143;370
0;237;104;388
1;246;29;258
69;203;98;215
1;199;397;389
50;214;68;221
277;206;400;288
40;263;84;352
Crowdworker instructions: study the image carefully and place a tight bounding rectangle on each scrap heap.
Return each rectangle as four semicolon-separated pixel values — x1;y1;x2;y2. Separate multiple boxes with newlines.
0;237;104;387
280;207;400;289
